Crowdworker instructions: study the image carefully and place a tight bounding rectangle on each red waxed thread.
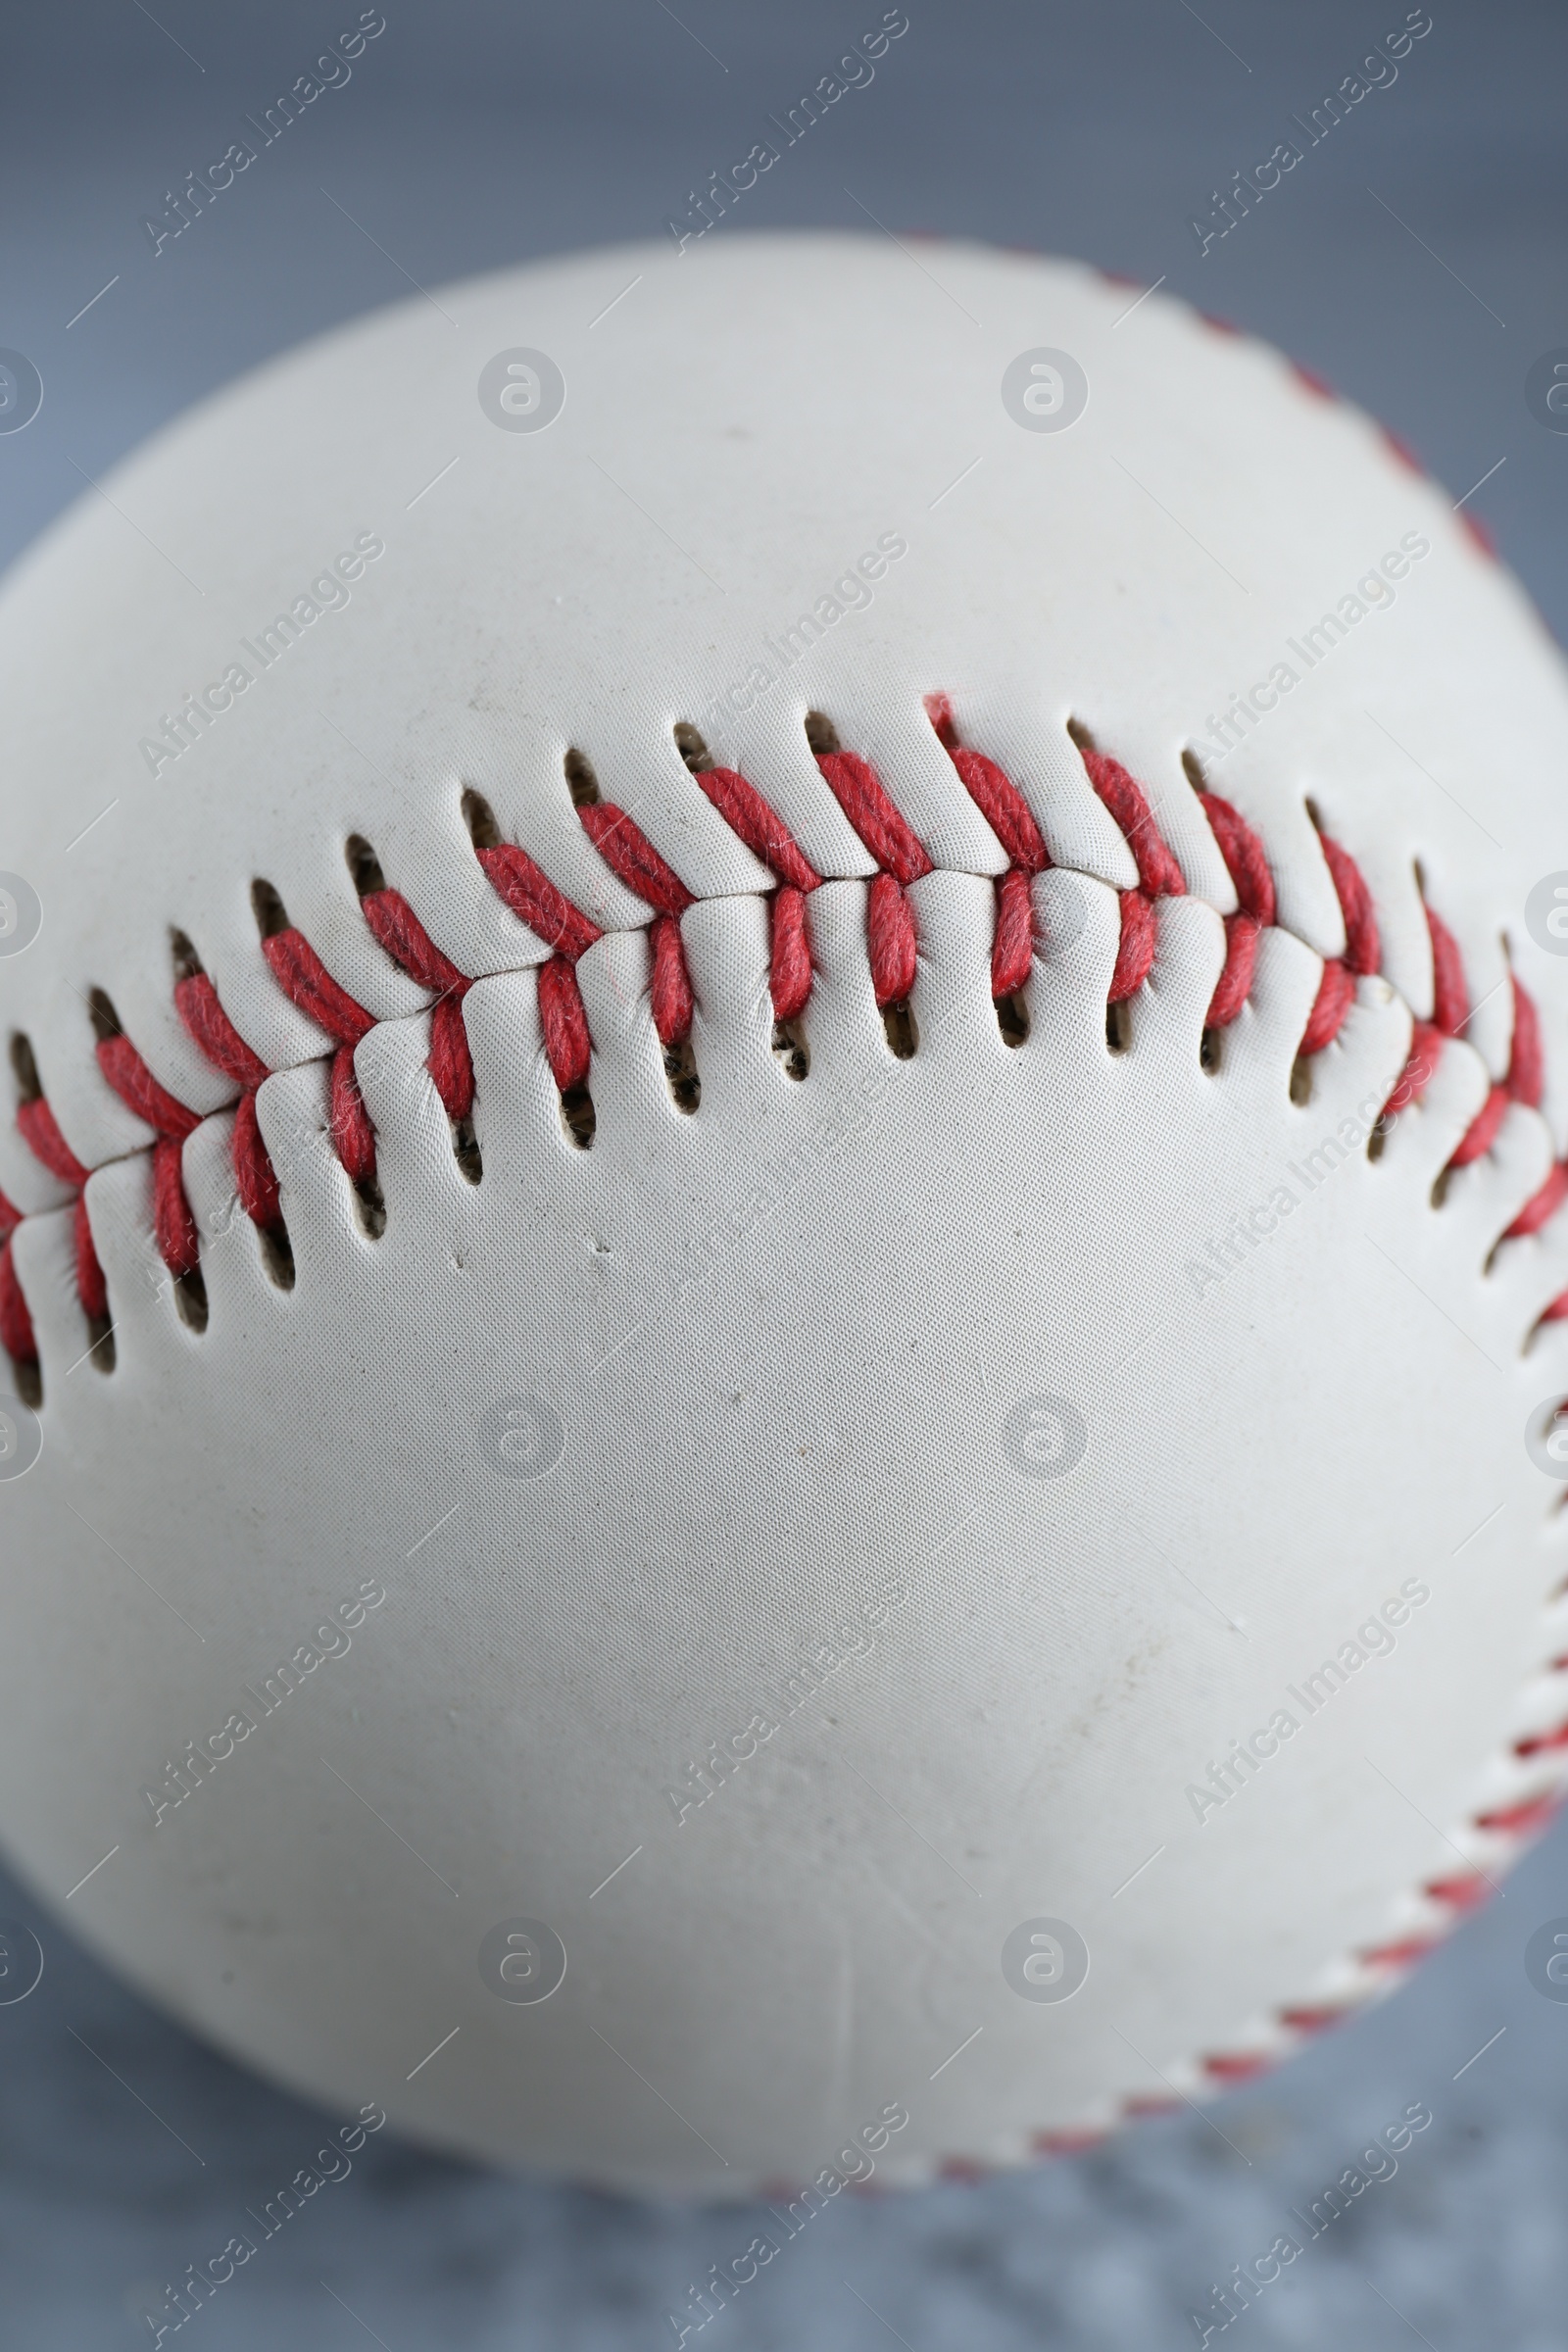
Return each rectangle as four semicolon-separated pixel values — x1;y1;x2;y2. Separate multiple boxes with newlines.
329;1046;376;1187
0;1239;35;1365
95;1034;201;1142
1449;1085;1510;1168
1202;2053;1272;2084
1205;912;1262;1031
263;930;376;1047
152;1137;200;1277
537;955;592;1091
692;768;820;894
1506;1162;1568;1241
1424;1874;1493;1913
17;1097;89;1188
174;973;270;1091
1426;907;1469;1036
0;1188;19;1245
1475;1794;1560;1837
1509;977;1544;1108
1277;2006;1351;2036
769;887;812;1022
921;691;959;750
1386;1018;1445;1119
1108;891;1157;1004
1299;959;1356;1056
74;1197;107;1321
991;865;1035;999
231;1091;281;1229
477;843;602;962
1514;1721;1568;1759
428;998;475;1122
649;913;694;1047
1319;836;1380;975
1081;751;1186;900
865;871;918;1006
949;749;1049;873
816;751;934;886
1541;1290;1568;1326
361;890;470;999
578;804;694;917
1198;791;1276;926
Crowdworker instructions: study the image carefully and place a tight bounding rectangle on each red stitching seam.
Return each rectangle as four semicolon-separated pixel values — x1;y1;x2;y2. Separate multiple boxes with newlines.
4;710;1567;2148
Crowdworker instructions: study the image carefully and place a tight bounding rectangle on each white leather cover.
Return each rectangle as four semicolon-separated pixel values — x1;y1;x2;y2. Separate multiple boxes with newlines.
1;235;1567;2197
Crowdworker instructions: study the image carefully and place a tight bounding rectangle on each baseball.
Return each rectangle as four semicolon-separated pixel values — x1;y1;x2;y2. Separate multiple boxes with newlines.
2;234;1566;2198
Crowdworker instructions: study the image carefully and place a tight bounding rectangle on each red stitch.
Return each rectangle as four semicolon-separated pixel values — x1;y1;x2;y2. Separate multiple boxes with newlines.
1379;425;1425;477
1277;2004;1350;2035
153;1137;200;1278
1425;907;1468;1035
361;889;469;999
1424;1874;1492;1912
74;1197;107;1322
232;1091;282;1229
1289;361;1335;401
1081;750;1186;900
1361;1933;1440;1969
991;866;1035;1000
1506;1163;1568;1241
0;1239;35;1364
173;973;270;1091
360;890;475;1124
578;803;694;917
1320;836;1379;975
949;749;1049;873
649;913;694;1047
1508;978;1544;1108
1109;890;1157;1004
96;1034;201;1143
478;843;602;962
1198;792;1275;927
866;870;918;1006
1299;959;1356;1056
1513;1721;1568;1759
17;1097;89;1189
537;955;592;1091
692;768;820;894
1458;510;1497;561
1540;1292;1568;1327
816;751;934;887
1206;914;1262;1030
1201;2051;1271;2083
329;1045;376;1187
769;886;813;1022
922;691;958;750
0;1188;19;1244
1474;1792;1561;1837
262;930;376;1047
1449;1084;1510;1168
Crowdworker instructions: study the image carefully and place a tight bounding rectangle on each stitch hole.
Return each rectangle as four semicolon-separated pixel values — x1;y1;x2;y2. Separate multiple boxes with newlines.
662;1038;701;1113
344;834;386;898
564;749;601;808
559;1089;596;1151
1180;747;1208;793
461;788;504;852
882;1000;918;1059
12;1357;41;1410
10;1032;42;1103
1289;1055;1314;1105
1200;1025;1223;1074
451;1118;483;1184
173;1265;209;1332
996;992;1030;1048
170;928;204;983
351;1177;388;1241
771;1018;809;1081
87;988;121;1044
1065;714;1098;753
250;878;290;940
1105;1001;1132;1055
85;1316;116;1373
673;721;713;774
258;1220;296;1290
1431;1165;1455;1209
804;710;842;756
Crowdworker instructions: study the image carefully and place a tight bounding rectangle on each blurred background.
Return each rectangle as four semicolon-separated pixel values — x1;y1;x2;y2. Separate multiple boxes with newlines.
2;2;1566;2343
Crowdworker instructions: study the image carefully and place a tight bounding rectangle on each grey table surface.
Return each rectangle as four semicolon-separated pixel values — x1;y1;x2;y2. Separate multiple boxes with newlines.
2;2;1566;2344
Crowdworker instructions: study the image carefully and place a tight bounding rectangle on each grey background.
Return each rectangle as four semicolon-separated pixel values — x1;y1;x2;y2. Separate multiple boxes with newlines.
2;1;1566;2343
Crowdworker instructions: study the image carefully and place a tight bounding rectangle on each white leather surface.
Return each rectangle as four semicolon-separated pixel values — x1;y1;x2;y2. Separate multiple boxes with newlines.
1;236;1567;2196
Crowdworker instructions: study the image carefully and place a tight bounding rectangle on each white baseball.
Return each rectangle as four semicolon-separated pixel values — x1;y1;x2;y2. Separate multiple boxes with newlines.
2;236;1566;2199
